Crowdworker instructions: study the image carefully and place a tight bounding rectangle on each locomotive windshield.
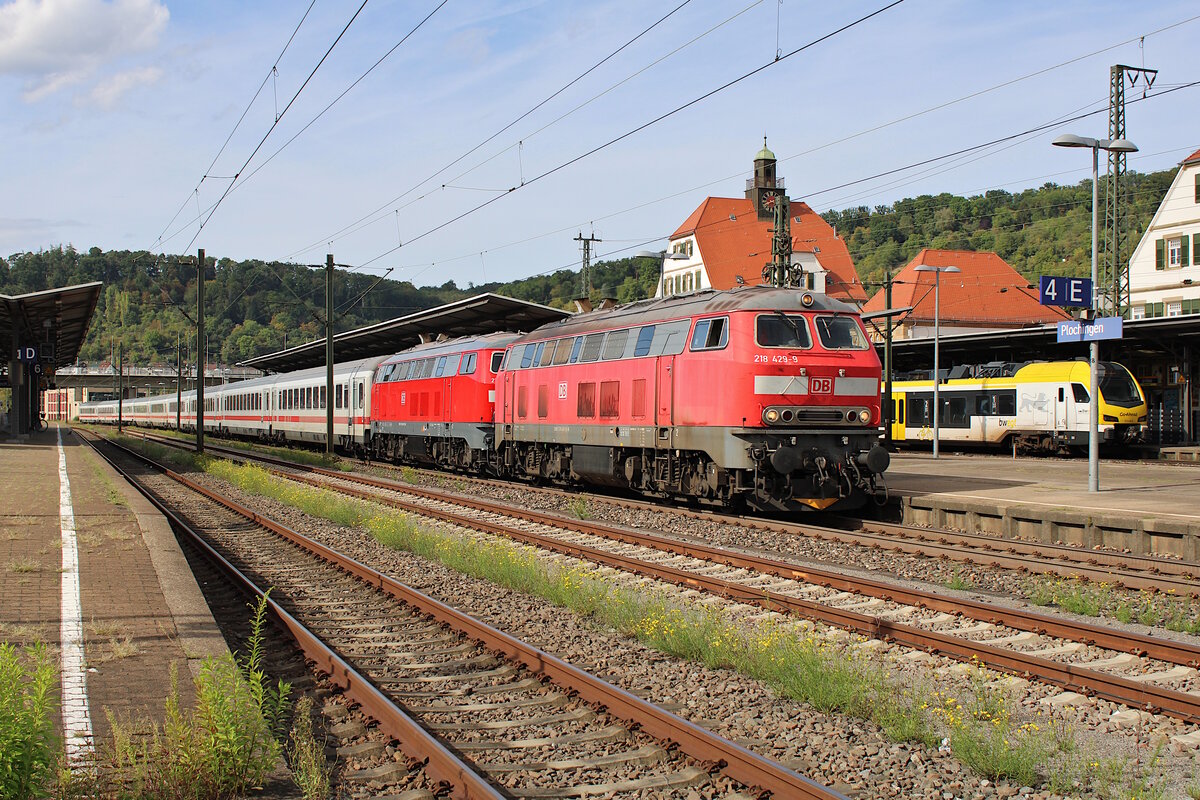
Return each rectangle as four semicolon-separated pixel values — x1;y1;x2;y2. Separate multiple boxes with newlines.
815;315;869;350
757;313;811;348
1098;363;1141;407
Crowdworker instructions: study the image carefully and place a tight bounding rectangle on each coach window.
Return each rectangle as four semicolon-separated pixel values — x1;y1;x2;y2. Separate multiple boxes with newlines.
814;316;869;350
602;329;629;360
320;386;327;409
460;353;477;375
1071;383;1090;403
552;338;574;365
580;332;605;362
633;326;656;357
490;352;504;372
357;382;364;407
690;317;729;351
757;314;812;348
997;392;1016;416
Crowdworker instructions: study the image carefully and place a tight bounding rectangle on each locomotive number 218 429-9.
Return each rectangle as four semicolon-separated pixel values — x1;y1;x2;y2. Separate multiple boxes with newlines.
754;354;802;364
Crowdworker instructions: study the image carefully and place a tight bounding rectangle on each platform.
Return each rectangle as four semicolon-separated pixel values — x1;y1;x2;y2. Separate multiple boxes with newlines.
0;423;227;756
887;452;1200;561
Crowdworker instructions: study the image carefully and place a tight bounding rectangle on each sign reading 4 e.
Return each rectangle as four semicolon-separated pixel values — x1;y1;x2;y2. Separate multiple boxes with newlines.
1039;276;1092;308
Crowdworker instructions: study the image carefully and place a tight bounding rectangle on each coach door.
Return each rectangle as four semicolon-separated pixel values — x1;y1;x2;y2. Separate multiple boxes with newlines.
1054;385;1068;431
656;356;674;447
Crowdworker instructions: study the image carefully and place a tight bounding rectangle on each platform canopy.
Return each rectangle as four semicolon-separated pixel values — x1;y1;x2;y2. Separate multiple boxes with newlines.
882;314;1200;374
1;282;103;378
241;292;571;374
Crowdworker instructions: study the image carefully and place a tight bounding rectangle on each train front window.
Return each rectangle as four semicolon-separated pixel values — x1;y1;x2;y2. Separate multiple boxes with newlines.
815;315;869;350
490;352;504;372
756;313;811;348
1099;364;1141;407
1071;383;1090;403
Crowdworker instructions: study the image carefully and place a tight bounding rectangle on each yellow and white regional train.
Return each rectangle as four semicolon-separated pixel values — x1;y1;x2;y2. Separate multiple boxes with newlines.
889;360;1147;453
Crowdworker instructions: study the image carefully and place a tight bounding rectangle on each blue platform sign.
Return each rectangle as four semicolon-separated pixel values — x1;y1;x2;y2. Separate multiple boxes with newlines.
1057;316;1123;343
1039;276;1092;307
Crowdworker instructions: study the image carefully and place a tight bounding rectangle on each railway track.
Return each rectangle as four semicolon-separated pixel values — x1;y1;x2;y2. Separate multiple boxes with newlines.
81;430;846;800
115;427;1200;595
117;429;1200;727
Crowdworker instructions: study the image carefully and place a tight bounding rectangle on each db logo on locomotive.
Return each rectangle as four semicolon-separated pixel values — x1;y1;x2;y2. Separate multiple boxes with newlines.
810;377;833;394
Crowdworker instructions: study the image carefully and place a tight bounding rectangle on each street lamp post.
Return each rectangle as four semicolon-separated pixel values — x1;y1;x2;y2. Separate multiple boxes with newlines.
1052;133;1138;492
913;264;960;459
634;250;689;297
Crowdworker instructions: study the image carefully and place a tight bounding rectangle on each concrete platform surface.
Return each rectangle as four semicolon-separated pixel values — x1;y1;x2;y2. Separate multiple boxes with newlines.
887;452;1200;558
888;452;1200;522
0;423;227;753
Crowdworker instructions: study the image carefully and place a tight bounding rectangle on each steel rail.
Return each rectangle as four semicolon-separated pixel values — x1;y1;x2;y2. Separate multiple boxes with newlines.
121;430;1200;593
77;432;506;800
260;465;1200;725
93;431;847;800
119;431;1200;666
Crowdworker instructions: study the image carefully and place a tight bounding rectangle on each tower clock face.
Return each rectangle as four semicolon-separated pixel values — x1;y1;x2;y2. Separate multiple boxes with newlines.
762;191;778;210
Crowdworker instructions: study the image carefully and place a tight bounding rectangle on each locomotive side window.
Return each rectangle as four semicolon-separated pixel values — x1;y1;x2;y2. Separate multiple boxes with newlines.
434;356;448;377
757;314;811;348
538;341;557;367
602;330;629;360
551;338;574;365
690;317;729;350
814;316;869;350
520;344;536;369
649;319;691;355
568;337;585;363
577;382;596;417
633;326;656;357
1071;383;1090;403
460;353;477;375
1058;387;1065;402
490;352;504;372
580;333;605;362
599;381;620;418
396;362;410;381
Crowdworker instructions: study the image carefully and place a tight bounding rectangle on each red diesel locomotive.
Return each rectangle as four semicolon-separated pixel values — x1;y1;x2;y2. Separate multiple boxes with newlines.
370;332;517;469
492;286;888;511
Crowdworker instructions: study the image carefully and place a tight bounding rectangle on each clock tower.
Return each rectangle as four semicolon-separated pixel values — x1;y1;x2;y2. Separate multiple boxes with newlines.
746;137;782;222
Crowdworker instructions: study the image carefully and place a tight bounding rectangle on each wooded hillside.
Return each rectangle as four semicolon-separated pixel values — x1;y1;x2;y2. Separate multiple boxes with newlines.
0;167;1174;366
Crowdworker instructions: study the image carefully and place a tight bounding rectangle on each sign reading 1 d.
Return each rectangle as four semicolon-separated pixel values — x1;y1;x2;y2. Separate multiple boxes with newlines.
1039;276;1092;308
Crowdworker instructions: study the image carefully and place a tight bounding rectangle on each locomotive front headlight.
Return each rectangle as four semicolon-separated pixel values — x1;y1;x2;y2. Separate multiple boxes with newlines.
845;410;857;422
858;409;870;423
764;408;780;424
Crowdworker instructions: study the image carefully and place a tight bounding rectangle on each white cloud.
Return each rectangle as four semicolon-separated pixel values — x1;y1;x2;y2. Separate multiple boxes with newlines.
81;64;160;107
0;0;168;99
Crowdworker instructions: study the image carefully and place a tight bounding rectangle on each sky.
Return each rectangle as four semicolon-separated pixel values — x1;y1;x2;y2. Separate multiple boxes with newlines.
2;0;1200;291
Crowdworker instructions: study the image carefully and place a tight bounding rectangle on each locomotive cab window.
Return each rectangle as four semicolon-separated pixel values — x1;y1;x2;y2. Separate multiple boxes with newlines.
756;313;811;348
460;353;477;375
814;315;869;350
1071;383;1090;403
691;317;728;350
490;352;504;373
633;326;656;357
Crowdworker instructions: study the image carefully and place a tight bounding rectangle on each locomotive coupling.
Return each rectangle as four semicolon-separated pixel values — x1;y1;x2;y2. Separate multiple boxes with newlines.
856;445;890;475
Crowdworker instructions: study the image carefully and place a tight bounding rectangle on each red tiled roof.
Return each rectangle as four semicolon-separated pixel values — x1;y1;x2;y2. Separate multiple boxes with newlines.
671;197;866;303
1182;147;1200;166
861;249;1071;326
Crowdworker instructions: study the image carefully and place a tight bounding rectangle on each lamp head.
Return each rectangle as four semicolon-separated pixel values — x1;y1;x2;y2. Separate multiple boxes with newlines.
1052;133;1096;149
1105;138;1138;154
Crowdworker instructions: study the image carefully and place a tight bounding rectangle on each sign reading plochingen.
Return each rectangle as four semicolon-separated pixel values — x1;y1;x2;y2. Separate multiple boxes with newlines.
1056;316;1123;343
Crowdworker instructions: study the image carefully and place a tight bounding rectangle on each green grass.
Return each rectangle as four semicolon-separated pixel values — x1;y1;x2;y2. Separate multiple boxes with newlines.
945;569;973;591
0;642;59;800
287;696;332;800
1026;577;1200;634
6;559;41;574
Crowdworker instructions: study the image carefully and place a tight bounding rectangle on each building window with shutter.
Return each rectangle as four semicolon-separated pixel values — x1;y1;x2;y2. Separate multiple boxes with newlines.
1168;237;1183;268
